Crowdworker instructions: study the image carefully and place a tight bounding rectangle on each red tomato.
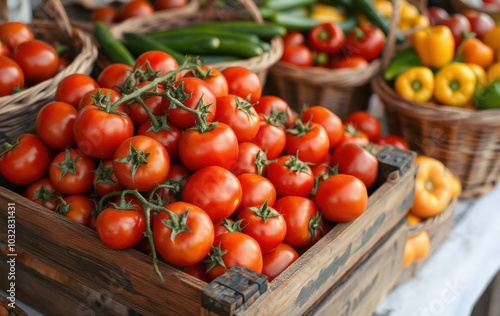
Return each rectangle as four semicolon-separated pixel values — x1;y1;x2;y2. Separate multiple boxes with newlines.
73;103;134;159
283;31;306;46
301;106;343;148
164;77;216;129
95;205;146;249
49;148;96;195
156;0;187;10
181;261;210;282
184;66;228;98
438;14;471;50
334;124;370;150
273;196;323;250
236;173;277;213
308;22;345;55
266;155;314;198
0;134;51;185
280;45;314;67
97;63;132;93
12;40;59;84
127;82;166;127
330;143;379;189
120;0;154;20
230;142;269;176
57;57;70;73
345;111;382;141
77;88;124;112
284;121;330;164
0;56;24;96
373;134;409;150
155;163;191;202
178;122;239;171
0;42;9;57
222;67;262;103
55;73;100;108
55;195;94;226
153;201;214;266
328;56;369;69
237;203;287;254
214;94;260;142
182;166;242;222
262;243;299;281
344;26;385;62
213;218;243;237
36;101;77;150
315;174;368;222
137;117;183;163
91;5;119;24
0;22;34;49
250;117;286;160
92;159;124;197
427;6;450;25
24;176;61;211
133;50;178;78
463;10;496;41
113;135;170;191
254;95;295;127
206;232;263;281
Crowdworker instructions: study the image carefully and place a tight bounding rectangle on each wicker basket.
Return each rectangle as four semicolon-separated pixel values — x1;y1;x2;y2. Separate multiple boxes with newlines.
35;0;201;32
0;0;98;141
450;0;500;23
96;0;283;84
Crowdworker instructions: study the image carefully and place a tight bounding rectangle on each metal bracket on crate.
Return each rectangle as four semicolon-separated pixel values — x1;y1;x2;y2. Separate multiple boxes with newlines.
372;146;417;192
202;265;268;316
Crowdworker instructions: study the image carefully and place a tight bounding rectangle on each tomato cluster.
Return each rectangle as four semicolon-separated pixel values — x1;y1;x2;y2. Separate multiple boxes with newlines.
91;0;188;24
1;53;387;282
0;21;69;97
280;22;385;69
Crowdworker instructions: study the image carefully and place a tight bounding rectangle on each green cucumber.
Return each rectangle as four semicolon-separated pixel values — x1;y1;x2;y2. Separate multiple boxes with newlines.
198;55;242;64
146;28;260;44
262;0;316;11
260;5;310;19
132;34;221;55
94;22;135;66
171;21;287;39
269;12;320;32
121;33;185;64
211;40;264;58
352;0;405;43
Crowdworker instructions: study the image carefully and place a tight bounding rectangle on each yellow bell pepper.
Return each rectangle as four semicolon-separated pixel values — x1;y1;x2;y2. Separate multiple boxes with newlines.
310;4;346;23
400;0;419;23
411;26;455;69
487;62;500;83
399;14;430;32
466;63;487;87
434;63;476;107
483;26;500;57
395;67;435;102
357;0;392;28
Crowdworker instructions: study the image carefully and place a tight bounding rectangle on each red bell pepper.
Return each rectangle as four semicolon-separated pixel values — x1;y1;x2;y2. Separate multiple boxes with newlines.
307;22;345;55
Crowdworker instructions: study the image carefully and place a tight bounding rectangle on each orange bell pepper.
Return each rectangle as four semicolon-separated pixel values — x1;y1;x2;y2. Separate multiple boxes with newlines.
458;37;494;69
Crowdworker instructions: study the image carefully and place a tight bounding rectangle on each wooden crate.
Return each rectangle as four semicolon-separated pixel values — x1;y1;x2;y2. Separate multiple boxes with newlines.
0;146;417;315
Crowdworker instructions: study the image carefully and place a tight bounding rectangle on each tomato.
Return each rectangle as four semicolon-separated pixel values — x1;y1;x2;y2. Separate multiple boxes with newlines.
91;5;119;24
334;124;370;150
155;163;191;202
0;22;34;50
273;196;323;250
266;155;314;198
250;117;286;160
315;174;368;222
112;135;170;191
120;0;154;20
178;122;239;171
280;44;314;67
262;243;299;281
164;77;216;129
24;177;61;211
438;14;471;50
49;148;96;195
153;201;214;266
344;26;385;62
184;65;228;98
230;142;269;176
374;134;409;150
222;67;262;103
345;111;382;141
463;10;496;41
0;42;9;57
330;143;379;189
92;159;124;197
36;101;77;150
284;121;330;165
0;56;24;96
127;82;166;127
95;205;146;249
254;95;295;127
237;203;286;254
156;0;187;10
97;63;132;93
73;103;134;159
182;166;242;222
77;88;124;111
54;74;100;108
427;6;449;25
12;40;59;84
301;106;343;148
0;134;51;185
283;31;306;47
55;195;94;226
236;173;276;213
206;232;263;281
308;22;345;55
213;218;243;237
214;94;260;142
328;56;369;69
137;117;182;163
133;50;178;79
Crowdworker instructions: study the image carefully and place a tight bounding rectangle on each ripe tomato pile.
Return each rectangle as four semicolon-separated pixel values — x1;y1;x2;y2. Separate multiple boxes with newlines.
0;52;393;282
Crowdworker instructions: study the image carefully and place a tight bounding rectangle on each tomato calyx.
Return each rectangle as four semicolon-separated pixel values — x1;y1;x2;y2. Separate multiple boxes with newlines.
0;139;19;156
220;218;244;233
205;242;228;272
309;212;323;243
254;150;275;176
188;64;217;80
235;95;258;117
344;123;363;136
286;118;312;137
285;153;311;175
54;149;80;180
93;160;116;186
311;164;339;196
159;207;193;240
247;199;281;223
353;27;366;41
150;179;185;204
115;143;151;180
32;184;57;206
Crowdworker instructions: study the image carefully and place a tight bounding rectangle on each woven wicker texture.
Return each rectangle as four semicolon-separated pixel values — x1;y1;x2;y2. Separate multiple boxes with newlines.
450;0;500;23
0;0;98;141
97;0;283;84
